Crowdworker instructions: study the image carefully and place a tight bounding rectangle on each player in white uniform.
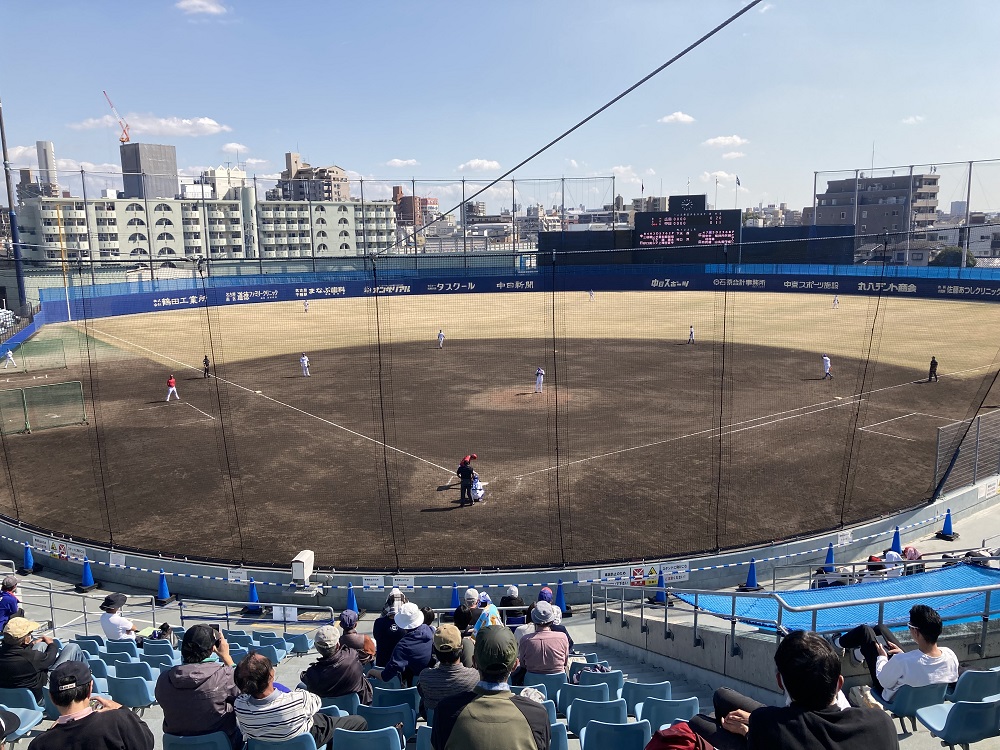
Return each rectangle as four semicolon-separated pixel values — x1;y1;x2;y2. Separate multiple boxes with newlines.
589;290;595;301
300;353;311;377
832;295;839;309
437;329;445;349
303;299;309;313
3;350;15;369
688;325;695;344
822;354;833;379
534;367;545;393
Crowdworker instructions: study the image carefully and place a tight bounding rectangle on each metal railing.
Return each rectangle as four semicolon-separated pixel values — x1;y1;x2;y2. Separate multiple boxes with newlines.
770;549;987;590
17;581;158;639
178;598;336;635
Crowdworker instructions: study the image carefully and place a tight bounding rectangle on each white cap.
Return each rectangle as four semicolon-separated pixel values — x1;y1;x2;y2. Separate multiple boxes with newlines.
464;588;479;604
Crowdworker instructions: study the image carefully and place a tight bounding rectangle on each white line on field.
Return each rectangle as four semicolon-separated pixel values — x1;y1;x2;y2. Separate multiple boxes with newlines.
862;413;916;430
858;428;916;442
186;402;216;420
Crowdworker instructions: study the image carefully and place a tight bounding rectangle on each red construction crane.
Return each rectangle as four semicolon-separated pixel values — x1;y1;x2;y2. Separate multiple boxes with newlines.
102;90;130;144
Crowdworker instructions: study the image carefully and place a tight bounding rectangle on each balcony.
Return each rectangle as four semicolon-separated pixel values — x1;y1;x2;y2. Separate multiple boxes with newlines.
98;241;119;250
182;209;200;219
208;211;225;219
273;224;288;231
259;210;274;219
276;237;288;245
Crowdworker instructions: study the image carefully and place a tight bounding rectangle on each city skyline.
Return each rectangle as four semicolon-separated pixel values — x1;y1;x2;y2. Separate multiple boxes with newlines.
3;1;1000;215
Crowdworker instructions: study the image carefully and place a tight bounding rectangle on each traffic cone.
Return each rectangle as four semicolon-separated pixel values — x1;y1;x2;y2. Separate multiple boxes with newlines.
345;581;358;613
824;543;835;574
155;569;176;606
76;556;97;593
17;545;37;576
653;568;667;604
936;508;960;541
737;558;764;592
890;526;902;554
554;579;572;617
243;578;262;615
450;582;461;609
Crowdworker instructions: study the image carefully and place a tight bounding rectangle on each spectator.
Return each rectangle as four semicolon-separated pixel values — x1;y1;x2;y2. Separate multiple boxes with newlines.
452;605;477;668
417;625;480;718
0;708;19;747
0;577;22;633
688;631;897;750
456;589;483;626
833;604;959;705
517;601;569;675
0;617;88;701
147;623;178;648
373;588;407;667
99;593;142;644
338;609;375;665
432;625;549;750
369;602;434;686
300;625;372;705
233;653;366;745
27;661;154;750
882;549;905;578
155;624;241;749
422;606;437;627
499;585;527;624
550;606;575;653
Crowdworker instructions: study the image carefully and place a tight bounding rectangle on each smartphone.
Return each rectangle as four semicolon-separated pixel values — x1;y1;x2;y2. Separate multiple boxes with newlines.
210;624;221;633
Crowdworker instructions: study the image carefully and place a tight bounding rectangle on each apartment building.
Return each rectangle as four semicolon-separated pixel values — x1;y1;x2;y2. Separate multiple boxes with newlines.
803;173;939;235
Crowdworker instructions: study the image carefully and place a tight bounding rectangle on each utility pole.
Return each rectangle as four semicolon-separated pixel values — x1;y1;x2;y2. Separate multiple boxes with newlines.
0;96;27;312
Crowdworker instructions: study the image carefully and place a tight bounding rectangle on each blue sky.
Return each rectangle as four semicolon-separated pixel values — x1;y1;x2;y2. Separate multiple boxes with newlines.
4;0;1000;214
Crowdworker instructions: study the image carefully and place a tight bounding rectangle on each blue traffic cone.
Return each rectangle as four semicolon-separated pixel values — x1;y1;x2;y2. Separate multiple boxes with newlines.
156;568;176;606
654;568;667;604
890;526;903;555
76;556;97;593
936;508;960;541
244;578;262;615
18;545;36;576
345;581;358;613
450;582;461;609
554;579;572;616
824;543;835;574
738;558;763;592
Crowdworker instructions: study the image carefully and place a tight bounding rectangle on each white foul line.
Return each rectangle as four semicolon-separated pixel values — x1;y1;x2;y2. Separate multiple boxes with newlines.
186;402;217;420
89;326;454;475
137;404;172;411
862;413;916;430
858;428;916;442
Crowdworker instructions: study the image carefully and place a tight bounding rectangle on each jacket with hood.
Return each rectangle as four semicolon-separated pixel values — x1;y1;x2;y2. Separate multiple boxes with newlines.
380;624;434;684
155;661;241;748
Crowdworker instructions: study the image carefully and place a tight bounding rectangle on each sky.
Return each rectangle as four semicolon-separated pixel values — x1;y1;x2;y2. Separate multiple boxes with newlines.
3;0;1000;215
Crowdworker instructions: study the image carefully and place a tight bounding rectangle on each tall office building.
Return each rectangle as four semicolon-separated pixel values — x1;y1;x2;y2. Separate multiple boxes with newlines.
35;141;59;197
120;143;180;199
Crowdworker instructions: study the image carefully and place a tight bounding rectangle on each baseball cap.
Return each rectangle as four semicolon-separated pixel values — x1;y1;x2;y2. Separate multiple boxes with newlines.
0;709;19;741
474;625;517;674
3;617;40;640
314;625;340;652
1;576;17;590
339;609;359;630
531;601;558;625
181;624;219;661
538;587;553;603
49;661;93;695
433;624;463;653
464;588;479;604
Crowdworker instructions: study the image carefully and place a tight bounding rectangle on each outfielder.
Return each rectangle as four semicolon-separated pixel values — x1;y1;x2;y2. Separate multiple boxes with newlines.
822;355;833;379
303;299;309;313
832;295;839;309
688;325;695;344
300;353;311;377
437;329;445;349
203;355;210;378
534;366;545;393
166;375;179;401
3;350;15;369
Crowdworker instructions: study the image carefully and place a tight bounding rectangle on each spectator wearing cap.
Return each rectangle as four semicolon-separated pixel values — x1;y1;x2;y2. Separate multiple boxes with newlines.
432;625;549;750
233;653;367;746
98;593;141;644
451;605;477;668
27;661;154;750
0;576;22;633
456;588;483;627
155;624;241;749
417;625;481;718
338;609;375;665
517;602;569;675
0;708;19;748
373;588;407;667
300;624;372;705
369;602;434;686
499;585;527;625
0;616;87;700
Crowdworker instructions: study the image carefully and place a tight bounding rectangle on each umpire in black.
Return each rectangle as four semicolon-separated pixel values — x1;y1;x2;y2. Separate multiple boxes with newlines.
457;460;474;507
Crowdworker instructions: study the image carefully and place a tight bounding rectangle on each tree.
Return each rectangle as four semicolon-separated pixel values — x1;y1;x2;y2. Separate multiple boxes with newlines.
929;246;977;267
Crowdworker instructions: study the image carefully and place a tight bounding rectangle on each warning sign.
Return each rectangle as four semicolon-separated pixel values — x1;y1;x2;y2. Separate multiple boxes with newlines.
362;575;385;592
32;535;86;562
599;567;629;583
660;561;690;584
630;566;659;587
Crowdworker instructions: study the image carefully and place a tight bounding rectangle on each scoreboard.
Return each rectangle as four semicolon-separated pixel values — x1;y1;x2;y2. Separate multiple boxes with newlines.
635;209;742;248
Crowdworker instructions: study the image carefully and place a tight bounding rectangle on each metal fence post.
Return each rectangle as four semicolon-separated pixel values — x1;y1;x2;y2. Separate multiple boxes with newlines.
693;594;704;648
974;417;981;484
730;596;742;657
621;586;628;628
934;427;942;485
83;596;89;636
977;590;992;655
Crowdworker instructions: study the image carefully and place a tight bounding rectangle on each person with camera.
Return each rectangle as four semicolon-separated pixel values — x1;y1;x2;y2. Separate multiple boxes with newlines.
156;624;242;749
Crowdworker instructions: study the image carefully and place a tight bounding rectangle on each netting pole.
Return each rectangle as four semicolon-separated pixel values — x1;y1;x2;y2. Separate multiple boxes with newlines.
20;389;28;434
961;162;973;270
973;417;981;484
934;427;942;485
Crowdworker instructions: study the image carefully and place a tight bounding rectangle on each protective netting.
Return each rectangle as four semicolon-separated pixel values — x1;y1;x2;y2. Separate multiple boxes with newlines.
0;381;86;434
12;339;68;372
0;247;999;570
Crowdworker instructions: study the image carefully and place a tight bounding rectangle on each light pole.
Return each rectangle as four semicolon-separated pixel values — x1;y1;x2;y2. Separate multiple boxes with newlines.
0;96;27;312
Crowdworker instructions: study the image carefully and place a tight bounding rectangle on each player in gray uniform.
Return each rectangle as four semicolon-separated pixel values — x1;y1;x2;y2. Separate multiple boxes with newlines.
438;329;445;349
300;353;311;377
534;367;545;393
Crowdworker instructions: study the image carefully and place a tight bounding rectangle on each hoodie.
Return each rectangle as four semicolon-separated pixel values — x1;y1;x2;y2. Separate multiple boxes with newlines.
379;624;434;684
155;661;242;748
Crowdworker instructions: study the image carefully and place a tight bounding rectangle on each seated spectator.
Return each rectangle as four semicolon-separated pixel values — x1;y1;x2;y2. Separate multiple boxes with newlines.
422;606;437;627
0;576;23;633
452;605;477;668
883;549;905;578
147;623;178;648
234;653;366;746
432;625;549;750
861;555;886;582
99;593;142;644
155;624;241;749
0;617;87;701
300;625;372;705
373;588;407;667
417;625;480;718
28;661;154;750
499;585;527;625
688;631;897;750
369;602;434;686
517;602;568;675
832;604;958;704
456;589;482;627
338;609;375;665
902;546;925;575
550;607;575;652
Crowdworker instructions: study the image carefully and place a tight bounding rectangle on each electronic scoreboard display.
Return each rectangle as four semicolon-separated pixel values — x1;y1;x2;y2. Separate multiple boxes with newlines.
634;209;742;248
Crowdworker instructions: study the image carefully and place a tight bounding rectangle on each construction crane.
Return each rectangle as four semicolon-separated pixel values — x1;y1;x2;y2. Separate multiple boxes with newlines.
102;90;130;144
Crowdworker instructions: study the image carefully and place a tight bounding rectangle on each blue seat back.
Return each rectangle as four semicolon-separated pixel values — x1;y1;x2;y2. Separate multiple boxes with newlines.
289;633;314;654
257;635;292;650
524;672;567;704
331;726;402;750
372;685;420;716
0;687;39;710
75;640;103;657
143;639;178;658
637;697;699;730
579;669;625;699
580;719;652;750
879;682;949;717
104;650;138;667
567;698;627;737
229;647;250;663
106;639;140;658
583;653;599;663
358;703;416;741
86;658;113;678
1;706;44;741
106;675;156;709
416;725;432;750
622;680;672;717
141;653;176;673
221;629;248;638
254;643;286;664
930;700;1000;746
541;699;557;724
115;660;156;681
76;634;105;646
247;735;318;750
321;692;361;715
949;670;1000;702
226;634;255;649
163;731;234;750
556;682;608;718
569;661;610;682
549;722;569;750
368;674;403;690
251;630;278;642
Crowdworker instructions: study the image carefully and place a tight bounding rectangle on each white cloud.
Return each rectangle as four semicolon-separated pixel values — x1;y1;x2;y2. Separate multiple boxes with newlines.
644;168;656;176
457;158;501;172
567;159;579;169
245;157;268;165
177;165;210;177
7;145;36;165
176;0;227;15
703;135;749;148
386;158;419;168
610;165;643;186
758;3;774;13
221;142;248;154
901;115;925;125
658;111;695;124
700;170;738;184
69;113;232;137
722;151;746;160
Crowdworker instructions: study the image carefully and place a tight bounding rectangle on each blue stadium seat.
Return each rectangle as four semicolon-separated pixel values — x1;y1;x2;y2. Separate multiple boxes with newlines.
636;697;699;731
87;658;115;679
0;704;44;743
368;674;403;691
321;693;361;715
358;704;416;742
917;699;1000;749
75;634;106;647
416;725;432;750
569;661;609;682
872;682;949;733
541;699;557;724
163;732;234;750
226;634;255;649
622;680;672;717
106;675;157;714
114;661;156;681
566;698;627;737
141;653;176;673
247;735;318;750
74;639;104;657
946;670;1000;702
524;672;567;703
578;669;624;700
106;640;140;658
580;719;652;750
372;686;419;718
253;643;286;664
318;705;347;718
229;647;250;663
549;722;569;750
556;682;608;718
511;683;547;700
289;633;314;656
257;634;294;652
0;688;38;711
103;650;139;668
143;639;179;660
331;726;403;750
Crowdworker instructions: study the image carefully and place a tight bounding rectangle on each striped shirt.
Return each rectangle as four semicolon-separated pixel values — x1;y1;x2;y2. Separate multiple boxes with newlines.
234;689;319;742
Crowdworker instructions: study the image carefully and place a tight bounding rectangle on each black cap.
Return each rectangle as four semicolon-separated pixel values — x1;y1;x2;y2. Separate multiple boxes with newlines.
0;709;20;741
49;661;93;694
182;624;219;661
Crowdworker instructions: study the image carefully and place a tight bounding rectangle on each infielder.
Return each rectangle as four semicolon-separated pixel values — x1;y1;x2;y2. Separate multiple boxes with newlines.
166;375;179;401
300;353;311;377
203;355;210;378
3;350;15;369
437;329;445;349
688;325;695;344
832;295;839;309
534;366;545;393
822;355;833;379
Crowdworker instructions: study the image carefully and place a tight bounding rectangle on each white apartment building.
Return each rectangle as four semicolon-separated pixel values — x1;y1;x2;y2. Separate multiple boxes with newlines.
256;199;396;257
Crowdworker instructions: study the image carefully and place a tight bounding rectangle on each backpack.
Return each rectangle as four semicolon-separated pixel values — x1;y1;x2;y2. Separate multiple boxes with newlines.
645;722;714;750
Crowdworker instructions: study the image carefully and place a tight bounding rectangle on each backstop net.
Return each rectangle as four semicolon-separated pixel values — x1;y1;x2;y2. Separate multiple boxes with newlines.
0;381;87;434
11;339;68;372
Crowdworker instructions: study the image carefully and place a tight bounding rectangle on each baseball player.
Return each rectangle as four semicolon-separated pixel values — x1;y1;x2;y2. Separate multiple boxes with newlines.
589;290;595;302
822;355;833;380
459;453;478;471
928;356;939;382
832;295;839;309
303;299;309;313
166;375;179;401
3;350;15;369
688;325;695;344
203;355;210;378
437;329;445;349
300;353;311;377
534;366;545;393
